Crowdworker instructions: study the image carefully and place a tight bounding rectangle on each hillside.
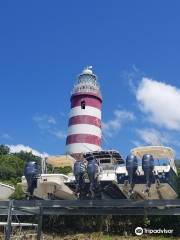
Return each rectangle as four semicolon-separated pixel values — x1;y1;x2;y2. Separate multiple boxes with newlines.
47;155;74;168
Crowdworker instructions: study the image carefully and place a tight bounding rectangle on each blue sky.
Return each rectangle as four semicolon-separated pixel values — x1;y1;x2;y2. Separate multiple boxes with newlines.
1;1;180;158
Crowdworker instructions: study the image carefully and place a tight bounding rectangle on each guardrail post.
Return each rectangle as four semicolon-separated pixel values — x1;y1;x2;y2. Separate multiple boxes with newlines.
5;200;13;240
37;206;43;240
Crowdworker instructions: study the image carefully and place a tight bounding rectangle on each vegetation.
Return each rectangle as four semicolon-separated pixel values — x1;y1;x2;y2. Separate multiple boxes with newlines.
42;215;180;236
13;151;41;164
175;160;180;168
0;144;72;186
0;144;10;155
9;184;26;200
0;154;24;184
47;164;72;175
41;233;180;240
0;144;72;199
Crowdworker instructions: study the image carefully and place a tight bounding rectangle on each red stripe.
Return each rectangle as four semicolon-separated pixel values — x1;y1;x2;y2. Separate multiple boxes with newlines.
68;115;101;128
66;134;101;146
71;95;102;109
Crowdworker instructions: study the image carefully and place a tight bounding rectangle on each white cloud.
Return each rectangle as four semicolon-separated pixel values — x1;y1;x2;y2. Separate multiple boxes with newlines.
102;109;135;137
8;144;49;158
47;117;56;124
136;128;170;146
33;115;56;129
33;114;66;141
122;65;145;94
1;133;13;140
136;78;180;130
50;130;66;139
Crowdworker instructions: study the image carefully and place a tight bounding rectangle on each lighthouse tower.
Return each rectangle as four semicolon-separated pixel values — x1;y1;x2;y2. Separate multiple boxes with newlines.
66;67;102;159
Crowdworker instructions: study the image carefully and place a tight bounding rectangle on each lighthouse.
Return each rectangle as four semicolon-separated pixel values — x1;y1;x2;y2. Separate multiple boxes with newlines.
66;67;102;159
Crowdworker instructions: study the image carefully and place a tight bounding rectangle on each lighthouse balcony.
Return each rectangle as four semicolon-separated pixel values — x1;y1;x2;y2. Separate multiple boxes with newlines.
71;85;102;98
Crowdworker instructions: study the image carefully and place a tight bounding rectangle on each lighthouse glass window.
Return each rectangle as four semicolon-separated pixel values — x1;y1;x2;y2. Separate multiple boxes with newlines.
80;75;96;85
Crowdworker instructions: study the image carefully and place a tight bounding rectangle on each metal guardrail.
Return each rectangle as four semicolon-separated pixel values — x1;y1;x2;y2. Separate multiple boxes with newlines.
1;199;180;239
0;199;180;215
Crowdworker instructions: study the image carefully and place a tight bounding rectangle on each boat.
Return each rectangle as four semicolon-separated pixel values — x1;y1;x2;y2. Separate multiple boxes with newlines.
20;161;76;200
21;173;76;200
67;150;126;199
21;146;179;200
116;146;178;199
69;146;178;200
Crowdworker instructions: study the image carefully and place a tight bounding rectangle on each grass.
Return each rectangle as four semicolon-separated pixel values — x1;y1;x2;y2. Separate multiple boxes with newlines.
41;233;180;240
0;231;179;239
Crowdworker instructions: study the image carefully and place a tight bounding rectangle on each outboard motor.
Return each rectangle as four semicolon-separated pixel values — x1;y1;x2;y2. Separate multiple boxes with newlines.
126;154;138;192
142;154;154;193
73;160;87;198
24;161;39;197
87;159;100;199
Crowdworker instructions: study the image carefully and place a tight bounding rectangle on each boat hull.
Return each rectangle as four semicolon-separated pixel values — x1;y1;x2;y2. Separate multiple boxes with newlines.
118;183;178;199
117;168;178;200
21;174;76;200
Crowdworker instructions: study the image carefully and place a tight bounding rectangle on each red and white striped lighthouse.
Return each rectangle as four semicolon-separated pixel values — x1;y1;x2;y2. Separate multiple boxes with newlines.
66;67;102;158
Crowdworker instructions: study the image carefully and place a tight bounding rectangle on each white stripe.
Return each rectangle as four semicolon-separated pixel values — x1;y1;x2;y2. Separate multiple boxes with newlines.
66;143;101;154
69;106;101;119
67;124;101;138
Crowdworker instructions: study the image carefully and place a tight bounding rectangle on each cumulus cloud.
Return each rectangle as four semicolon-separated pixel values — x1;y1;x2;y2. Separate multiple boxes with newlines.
122;65;145;93
33;115;56;129
33;114;66;140
136;128;170;146
8;144;49;158
102;109;135;137
136;78;180;130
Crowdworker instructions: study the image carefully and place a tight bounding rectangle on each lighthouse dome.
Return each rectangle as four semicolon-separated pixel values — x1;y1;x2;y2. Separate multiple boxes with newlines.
82;67;93;75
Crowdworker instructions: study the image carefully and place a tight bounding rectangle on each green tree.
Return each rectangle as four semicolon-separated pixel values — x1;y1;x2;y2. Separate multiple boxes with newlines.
0;155;25;184
0;144;10;155
14;151;41;163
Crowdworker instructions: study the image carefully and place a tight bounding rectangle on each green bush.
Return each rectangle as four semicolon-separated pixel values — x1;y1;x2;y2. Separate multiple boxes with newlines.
0;155;24;184
9;184;26;200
